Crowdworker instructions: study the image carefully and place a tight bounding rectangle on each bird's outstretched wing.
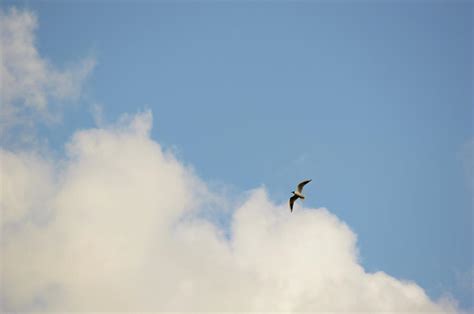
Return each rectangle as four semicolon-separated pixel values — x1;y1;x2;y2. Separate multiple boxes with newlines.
296;179;312;193
289;195;299;212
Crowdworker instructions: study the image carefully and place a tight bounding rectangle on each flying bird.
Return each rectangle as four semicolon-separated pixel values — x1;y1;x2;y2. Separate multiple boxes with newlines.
289;179;312;212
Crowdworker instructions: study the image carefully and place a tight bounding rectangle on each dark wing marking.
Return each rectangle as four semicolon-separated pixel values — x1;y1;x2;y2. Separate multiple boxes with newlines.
289;195;299;212
296;179;312;193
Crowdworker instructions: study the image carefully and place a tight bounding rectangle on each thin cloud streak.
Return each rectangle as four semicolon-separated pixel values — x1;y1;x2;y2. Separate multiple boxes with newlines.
0;7;95;142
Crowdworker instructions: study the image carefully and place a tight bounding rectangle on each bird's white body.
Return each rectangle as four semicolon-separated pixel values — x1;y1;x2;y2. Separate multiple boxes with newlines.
294;191;304;198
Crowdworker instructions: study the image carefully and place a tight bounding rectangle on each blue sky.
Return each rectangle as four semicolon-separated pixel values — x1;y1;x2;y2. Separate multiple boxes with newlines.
3;0;473;310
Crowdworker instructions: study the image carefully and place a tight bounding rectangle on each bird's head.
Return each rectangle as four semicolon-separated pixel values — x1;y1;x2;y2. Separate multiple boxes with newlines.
291;191;295;195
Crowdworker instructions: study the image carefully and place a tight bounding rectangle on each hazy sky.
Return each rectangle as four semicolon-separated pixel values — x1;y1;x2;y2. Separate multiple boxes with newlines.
1;1;472;312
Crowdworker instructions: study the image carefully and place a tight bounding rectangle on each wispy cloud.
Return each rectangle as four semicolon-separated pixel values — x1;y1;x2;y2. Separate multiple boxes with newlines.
0;111;458;312
0;7;95;143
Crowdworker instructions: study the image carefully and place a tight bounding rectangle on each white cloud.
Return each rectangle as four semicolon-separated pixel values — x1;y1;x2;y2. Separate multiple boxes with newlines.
0;111;459;312
0;7;95;138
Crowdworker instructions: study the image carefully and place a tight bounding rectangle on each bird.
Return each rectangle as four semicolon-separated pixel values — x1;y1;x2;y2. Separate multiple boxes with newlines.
289;179;312;212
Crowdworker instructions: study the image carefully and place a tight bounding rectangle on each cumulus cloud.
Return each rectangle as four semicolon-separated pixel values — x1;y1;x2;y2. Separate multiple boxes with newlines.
0;111;459;312
0;7;95;139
